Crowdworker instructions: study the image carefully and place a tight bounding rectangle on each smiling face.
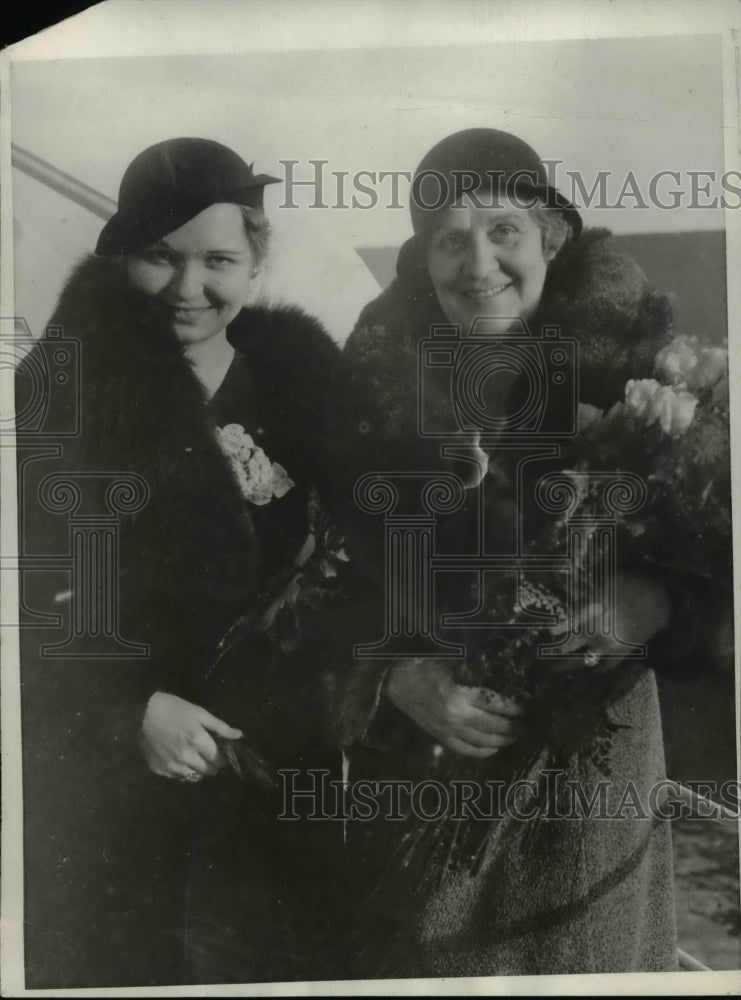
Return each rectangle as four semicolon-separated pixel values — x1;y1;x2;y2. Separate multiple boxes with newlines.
426;193;555;335
125;202;257;346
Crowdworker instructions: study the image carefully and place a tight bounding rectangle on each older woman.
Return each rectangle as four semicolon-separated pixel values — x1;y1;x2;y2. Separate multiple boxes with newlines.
18;138;341;986
324;129;683;976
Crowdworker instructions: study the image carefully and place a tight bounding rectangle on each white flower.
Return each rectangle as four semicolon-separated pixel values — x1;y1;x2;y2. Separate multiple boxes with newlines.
655;337;727;395
646;385;698;436
270;463;294;499
687;346;727;393
623;379;698;436
654;337;698;385
624;378;662;418
216;423;294;505
219;423;253;454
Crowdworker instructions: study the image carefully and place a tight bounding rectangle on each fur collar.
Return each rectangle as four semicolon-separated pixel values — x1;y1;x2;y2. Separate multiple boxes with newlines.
536;229;673;408
324;229;674;527
354;228;673;410
42;255;338;683
50;255;338;468
330;228;673;443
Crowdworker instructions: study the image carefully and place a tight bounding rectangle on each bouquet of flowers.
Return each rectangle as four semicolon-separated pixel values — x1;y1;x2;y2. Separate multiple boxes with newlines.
458;336;731;752
388;336;732;881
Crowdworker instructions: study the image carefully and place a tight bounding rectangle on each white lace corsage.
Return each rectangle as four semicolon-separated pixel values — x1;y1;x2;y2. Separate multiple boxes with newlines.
217;423;294;506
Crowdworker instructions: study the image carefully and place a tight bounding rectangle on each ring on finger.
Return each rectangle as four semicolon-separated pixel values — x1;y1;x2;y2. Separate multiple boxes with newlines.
181;770;202;783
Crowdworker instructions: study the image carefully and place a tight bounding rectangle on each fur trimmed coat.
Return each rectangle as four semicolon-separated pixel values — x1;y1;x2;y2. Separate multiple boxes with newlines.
322;229;680;976
17;256;341;987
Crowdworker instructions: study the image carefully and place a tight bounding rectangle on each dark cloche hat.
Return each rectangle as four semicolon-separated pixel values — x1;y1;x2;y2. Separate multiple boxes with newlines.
96;137;281;256
410;128;582;238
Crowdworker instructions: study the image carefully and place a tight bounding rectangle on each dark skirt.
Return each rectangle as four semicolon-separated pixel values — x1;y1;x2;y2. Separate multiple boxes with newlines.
182;772;347;984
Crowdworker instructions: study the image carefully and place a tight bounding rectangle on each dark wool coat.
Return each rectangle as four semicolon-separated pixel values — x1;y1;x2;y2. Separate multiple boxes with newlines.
322;229;680;977
17;256;342;988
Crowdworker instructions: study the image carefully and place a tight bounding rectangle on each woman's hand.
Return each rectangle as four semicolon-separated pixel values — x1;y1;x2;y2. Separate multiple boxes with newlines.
384;659;522;757
139;691;243;780
551;571;671;671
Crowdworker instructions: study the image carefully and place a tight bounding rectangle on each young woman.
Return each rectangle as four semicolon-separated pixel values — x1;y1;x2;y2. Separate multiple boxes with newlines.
324;128;687;976
18;138;341;986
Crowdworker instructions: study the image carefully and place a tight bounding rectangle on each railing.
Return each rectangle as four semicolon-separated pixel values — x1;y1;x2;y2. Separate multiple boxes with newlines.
678;948;711;971
12;143;116;220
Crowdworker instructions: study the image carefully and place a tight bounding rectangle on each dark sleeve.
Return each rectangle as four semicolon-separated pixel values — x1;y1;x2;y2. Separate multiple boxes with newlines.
17;348;144;760
646;568;733;678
